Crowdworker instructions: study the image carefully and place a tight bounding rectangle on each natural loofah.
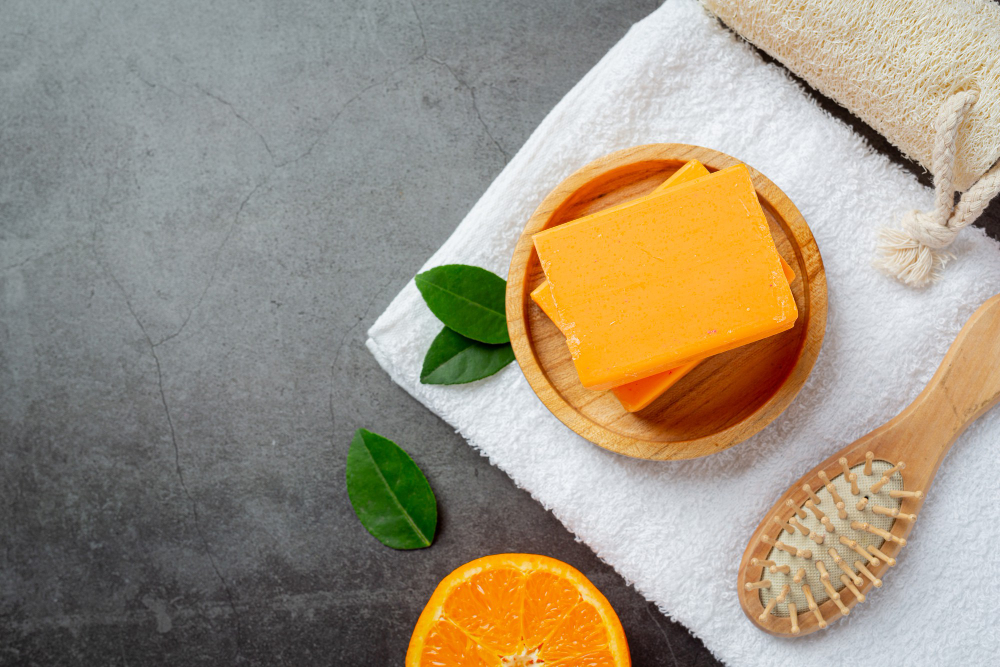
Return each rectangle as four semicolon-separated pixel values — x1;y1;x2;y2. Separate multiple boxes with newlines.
702;0;1000;191
702;0;1000;285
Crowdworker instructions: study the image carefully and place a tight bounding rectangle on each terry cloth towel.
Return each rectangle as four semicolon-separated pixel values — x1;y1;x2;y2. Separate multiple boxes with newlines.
367;1;1000;664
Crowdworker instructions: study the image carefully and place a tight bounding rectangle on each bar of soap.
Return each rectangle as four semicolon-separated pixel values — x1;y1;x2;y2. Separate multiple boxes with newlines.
533;164;798;391
610;360;702;412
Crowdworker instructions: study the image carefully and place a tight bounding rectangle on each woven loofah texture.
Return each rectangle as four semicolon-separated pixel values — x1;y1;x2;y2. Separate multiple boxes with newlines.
702;0;1000;192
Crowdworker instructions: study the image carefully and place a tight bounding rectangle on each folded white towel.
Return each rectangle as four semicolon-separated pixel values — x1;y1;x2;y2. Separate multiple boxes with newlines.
367;1;1000;663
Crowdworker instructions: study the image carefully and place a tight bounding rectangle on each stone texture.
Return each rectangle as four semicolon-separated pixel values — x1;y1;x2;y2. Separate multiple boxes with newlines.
1;1;996;665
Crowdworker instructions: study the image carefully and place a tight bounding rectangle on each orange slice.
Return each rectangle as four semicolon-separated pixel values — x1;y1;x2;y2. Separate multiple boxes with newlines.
406;553;630;667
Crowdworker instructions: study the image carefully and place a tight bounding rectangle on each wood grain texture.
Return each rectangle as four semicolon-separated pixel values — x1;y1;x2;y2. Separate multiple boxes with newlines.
505;144;828;460
737;293;1000;636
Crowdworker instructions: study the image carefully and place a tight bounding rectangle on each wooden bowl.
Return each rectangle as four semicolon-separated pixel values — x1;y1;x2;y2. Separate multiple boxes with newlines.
505;144;827;460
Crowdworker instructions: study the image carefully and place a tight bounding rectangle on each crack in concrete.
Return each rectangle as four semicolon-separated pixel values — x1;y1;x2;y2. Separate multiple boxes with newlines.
274;61;420;170
108;269;246;655
109;60;389;346
195;84;275;163
92;65;278;350
90;216;245;657
426;57;509;164
1;240;80;274
645;604;680;667
154;179;269;348
178;40;423;176
409;0;429;59
119;56;183;98
409;0;509;164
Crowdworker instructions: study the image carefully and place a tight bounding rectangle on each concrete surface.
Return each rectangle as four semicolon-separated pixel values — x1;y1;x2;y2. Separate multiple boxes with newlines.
1;1;997;665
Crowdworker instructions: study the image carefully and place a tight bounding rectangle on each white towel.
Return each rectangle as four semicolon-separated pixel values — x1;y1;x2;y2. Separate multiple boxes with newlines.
366;1;1000;664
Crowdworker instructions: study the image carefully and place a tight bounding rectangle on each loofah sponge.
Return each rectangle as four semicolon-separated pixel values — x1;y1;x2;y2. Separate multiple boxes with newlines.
702;0;1000;286
702;0;1000;191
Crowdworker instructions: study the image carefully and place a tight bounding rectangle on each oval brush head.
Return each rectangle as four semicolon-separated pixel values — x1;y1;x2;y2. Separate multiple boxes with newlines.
739;454;921;635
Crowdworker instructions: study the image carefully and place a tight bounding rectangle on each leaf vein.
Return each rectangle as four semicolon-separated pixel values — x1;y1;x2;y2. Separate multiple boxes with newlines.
420;281;504;314
358;439;431;546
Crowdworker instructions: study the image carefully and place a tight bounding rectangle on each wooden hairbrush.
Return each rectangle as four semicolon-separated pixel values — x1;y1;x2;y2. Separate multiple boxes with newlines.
738;293;1000;636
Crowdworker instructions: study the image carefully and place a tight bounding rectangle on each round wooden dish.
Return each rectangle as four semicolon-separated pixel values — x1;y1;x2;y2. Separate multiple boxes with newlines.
506;144;827;460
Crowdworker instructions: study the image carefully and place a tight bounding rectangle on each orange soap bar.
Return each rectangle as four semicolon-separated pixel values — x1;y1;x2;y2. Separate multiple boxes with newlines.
610;361;702;412
533;164;798;391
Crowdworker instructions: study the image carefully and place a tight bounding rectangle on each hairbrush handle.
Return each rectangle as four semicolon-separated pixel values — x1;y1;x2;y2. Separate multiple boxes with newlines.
891;293;1000;457
836;292;1000;497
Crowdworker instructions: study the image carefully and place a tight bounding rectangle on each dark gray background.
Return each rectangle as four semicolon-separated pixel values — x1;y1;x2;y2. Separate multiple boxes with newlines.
1;1;997;665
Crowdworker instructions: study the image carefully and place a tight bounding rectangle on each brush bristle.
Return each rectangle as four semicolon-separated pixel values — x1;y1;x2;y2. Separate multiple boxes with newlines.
751;455;924;628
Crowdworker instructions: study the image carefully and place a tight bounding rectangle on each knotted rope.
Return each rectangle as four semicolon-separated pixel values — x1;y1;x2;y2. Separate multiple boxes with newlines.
875;90;1000;286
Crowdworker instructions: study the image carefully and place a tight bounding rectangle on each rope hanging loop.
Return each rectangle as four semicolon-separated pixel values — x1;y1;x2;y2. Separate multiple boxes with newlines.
875;90;1000;286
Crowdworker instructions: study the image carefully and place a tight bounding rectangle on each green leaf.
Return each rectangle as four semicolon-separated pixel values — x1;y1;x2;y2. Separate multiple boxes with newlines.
414;264;509;344
421;327;515;385
345;429;437;550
